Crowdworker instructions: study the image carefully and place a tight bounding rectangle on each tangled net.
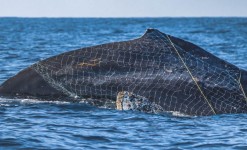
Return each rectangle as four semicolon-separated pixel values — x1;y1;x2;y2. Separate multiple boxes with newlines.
32;29;247;116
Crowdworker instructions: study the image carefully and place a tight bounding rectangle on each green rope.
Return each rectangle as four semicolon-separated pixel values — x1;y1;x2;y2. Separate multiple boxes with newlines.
166;35;216;115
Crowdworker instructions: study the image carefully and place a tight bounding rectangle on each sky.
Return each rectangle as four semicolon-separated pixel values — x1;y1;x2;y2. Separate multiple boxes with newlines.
0;0;247;17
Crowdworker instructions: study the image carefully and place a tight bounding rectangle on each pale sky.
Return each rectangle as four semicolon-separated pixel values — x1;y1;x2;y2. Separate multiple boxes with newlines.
0;0;247;17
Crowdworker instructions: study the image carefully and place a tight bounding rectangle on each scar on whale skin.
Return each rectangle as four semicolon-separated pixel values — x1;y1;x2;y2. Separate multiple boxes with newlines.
77;59;102;67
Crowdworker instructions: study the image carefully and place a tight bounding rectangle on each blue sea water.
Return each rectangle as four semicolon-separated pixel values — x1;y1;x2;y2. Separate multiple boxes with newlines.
0;18;247;149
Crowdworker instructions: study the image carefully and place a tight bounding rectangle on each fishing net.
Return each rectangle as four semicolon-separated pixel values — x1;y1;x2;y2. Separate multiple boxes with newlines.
31;29;247;116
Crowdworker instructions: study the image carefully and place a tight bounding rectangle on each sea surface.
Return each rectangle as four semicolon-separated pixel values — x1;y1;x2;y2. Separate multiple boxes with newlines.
0;18;247;149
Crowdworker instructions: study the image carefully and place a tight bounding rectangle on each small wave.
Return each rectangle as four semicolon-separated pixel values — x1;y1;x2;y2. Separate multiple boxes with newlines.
167;111;193;117
72;135;111;142
0;138;22;147
112;29;124;34
0;97;71;105
121;116;148;121
236;22;247;27
188;30;205;34
188;29;229;34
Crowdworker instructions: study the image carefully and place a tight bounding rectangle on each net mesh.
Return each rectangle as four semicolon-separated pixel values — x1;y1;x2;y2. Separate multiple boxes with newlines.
31;29;247;116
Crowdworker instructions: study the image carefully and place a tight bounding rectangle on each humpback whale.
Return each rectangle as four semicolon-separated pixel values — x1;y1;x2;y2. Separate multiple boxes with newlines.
0;29;246;116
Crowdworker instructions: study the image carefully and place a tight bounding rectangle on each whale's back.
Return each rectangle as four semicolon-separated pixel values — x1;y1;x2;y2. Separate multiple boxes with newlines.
1;29;246;116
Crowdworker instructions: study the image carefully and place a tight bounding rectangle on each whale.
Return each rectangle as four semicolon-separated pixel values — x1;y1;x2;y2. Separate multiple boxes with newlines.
0;29;246;116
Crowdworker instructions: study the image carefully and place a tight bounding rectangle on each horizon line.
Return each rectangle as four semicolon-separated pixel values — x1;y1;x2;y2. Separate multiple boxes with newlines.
1;16;247;18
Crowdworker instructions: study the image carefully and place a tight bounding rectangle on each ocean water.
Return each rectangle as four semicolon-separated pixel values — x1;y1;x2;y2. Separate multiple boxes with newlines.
0;18;247;149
